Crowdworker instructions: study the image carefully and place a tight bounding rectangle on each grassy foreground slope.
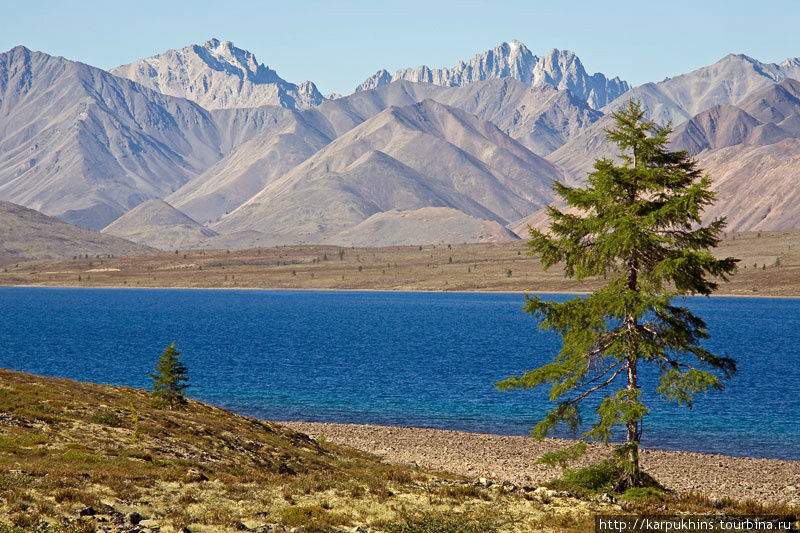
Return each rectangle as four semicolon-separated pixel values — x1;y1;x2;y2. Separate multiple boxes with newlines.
1;370;797;532
0;369;615;533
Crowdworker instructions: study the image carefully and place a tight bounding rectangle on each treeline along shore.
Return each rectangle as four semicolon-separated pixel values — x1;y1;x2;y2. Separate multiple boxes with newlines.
2;230;799;297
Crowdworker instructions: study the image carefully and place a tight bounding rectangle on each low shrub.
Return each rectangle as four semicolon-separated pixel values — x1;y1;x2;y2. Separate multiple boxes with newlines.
386;510;500;533
437;484;492;502
622;486;667;502
0;432;48;453
89;408;123;427
548;457;663;495
278;505;348;531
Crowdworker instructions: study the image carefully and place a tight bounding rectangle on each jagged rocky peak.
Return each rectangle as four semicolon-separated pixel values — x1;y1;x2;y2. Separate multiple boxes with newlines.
6;44;30;57
533;48;630;109
296;80;324;103
533;49;584;84
110;38;324;110
354;41;539;92
356;69;393;92
398;40;539;87
465;40;539;84
193;38;283;84
779;56;800;71
353;40;628;109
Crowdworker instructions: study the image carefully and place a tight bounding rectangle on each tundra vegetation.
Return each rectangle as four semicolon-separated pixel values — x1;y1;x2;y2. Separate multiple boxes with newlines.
1;369;797;532
498;100;739;491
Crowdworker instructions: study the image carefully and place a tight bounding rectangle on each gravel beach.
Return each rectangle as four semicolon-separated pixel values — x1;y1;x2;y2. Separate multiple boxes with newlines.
282;422;800;506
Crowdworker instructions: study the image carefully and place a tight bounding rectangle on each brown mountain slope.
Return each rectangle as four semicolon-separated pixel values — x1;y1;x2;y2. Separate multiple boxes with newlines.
696;139;800;230
671;79;800;230
0;46;226;230
602;53;800;127
101;199;218;250
0;201;153;265
213;100;565;244
167;108;333;224
166;79;596;229
671;79;800;155
313;79;601;156
549;79;800;231
550;56;800;182
329;207;520;246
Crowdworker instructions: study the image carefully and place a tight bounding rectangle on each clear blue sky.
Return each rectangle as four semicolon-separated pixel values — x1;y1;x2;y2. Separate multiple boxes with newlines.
3;0;799;95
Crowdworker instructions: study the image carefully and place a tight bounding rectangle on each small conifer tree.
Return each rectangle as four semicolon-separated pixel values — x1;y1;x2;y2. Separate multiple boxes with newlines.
497;100;738;488
151;343;189;409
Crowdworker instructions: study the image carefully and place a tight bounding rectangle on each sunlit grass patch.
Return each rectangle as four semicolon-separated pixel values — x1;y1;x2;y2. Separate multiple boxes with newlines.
88;408;123;427
278;504;349;531
385;509;501;533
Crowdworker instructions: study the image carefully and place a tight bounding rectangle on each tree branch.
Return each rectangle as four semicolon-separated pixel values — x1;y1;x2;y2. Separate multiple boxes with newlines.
570;364;627;406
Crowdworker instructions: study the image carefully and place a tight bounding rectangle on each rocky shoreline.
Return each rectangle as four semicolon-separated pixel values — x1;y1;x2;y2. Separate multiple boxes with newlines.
281;421;800;506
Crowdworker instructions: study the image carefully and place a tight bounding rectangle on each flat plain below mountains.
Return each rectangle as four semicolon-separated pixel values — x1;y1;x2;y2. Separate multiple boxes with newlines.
2;229;798;297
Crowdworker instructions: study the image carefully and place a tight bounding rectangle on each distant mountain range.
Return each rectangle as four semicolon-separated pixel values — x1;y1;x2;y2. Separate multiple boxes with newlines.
2;39;800;251
355;41;629;110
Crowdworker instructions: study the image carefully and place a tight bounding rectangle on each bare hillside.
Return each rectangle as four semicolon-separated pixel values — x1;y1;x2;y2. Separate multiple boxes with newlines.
0;201;152;265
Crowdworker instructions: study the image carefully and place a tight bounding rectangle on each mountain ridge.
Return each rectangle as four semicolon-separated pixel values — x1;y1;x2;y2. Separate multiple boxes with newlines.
0;45;227;230
355;41;629;109
547;53;800;184
213;99;564;242
111;38;324;110
603;52;800;126
670;78;800;230
3;41;800;245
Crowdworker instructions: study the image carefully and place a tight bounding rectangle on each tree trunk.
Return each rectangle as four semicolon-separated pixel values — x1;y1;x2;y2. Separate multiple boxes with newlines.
626;356;640;474
625;253;641;481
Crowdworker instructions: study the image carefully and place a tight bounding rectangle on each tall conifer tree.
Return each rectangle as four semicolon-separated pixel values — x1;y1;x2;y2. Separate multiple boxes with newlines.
497;100;738;486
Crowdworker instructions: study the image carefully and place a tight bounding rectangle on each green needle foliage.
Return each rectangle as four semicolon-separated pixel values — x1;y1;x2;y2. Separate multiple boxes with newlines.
150;342;189;410
497;100;738;488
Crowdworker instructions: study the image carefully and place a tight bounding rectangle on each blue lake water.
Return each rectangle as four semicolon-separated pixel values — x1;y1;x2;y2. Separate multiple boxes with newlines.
0;287;798;460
